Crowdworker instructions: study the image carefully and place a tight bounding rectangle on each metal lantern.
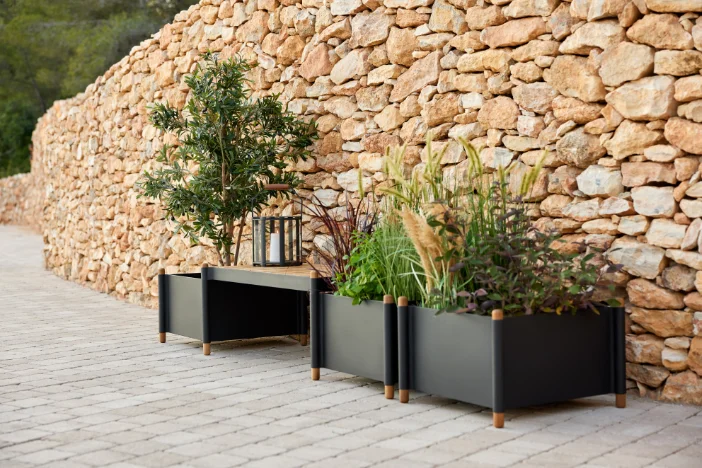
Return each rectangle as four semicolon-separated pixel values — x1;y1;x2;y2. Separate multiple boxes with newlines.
252;184;303;267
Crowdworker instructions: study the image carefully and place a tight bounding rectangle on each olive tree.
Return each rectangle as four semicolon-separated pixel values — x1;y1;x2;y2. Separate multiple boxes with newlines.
140;53;317;265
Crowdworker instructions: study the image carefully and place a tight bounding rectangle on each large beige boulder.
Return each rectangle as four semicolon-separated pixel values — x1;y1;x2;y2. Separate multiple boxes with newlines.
627;14;694;50
598;42;655;87
607;236;666;279
576;165;624;196
632;186;676;218
665;118;702;155
481;18;550;48
645;219;687;249
630;307;692;337
646;0;702;13
546;55;606;103
559;20;625;55
387;28;418;67
604;120;663;159
621;162;676;187
557;128;607;168
349;10;395;48
654;50;702;76
605;76;677;121
428;0;467;34
477;96;519;129
626;334;664;365
390;51;442;102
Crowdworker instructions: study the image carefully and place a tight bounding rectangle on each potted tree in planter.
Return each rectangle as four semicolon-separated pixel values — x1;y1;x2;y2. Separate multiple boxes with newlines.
392;141;626;428
140;53;317;352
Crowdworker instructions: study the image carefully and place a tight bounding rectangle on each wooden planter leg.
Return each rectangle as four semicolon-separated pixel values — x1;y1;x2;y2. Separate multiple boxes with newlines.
299;334;308;346
616;393;626;409
493;412;504;429
159;332;166;343
311;368;320;380
385;385;394;399
203;343;211;355
399;389;409;404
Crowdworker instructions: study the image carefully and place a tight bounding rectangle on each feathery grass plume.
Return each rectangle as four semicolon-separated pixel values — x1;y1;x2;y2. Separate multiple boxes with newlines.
398;206;444;294
516;150;547;198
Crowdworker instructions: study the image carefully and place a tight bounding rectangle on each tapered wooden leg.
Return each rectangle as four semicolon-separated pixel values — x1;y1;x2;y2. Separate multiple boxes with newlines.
616;393;626;408
203;343;211;356
399;389;409;403
385;385;394;400
159;332;166;343
311;368;320;380
493;412;504;429
299;334;308;346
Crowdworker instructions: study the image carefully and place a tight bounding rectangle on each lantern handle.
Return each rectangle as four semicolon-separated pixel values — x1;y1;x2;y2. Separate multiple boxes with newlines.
264;184;291;191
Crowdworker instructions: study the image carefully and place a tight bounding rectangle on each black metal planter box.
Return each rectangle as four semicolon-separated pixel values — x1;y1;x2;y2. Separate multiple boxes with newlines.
310;274;398;398
158;265;310;354
397;301;626;428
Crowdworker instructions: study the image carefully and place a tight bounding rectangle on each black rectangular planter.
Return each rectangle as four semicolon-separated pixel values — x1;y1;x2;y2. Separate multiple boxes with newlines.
310;274;398;398
397;302;626;428
158;266;310;355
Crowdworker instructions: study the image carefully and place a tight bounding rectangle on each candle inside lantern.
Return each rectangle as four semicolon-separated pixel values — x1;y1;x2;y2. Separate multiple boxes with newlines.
269;232;281;263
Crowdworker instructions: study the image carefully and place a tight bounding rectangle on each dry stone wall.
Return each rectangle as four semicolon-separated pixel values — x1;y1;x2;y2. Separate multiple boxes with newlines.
4;0;702;404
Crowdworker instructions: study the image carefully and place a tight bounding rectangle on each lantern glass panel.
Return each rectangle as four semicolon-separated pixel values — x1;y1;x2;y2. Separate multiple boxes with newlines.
252;215;302;267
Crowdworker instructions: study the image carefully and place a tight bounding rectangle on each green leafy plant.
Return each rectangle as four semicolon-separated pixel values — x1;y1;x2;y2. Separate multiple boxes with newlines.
139;53;317;265
337;221;425;304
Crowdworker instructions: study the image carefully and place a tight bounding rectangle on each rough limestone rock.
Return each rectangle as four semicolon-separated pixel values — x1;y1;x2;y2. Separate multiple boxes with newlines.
661;264;697;291
626;363;670;387
559;20;625;55
576;165;624;197
598;42;655;87
557;128;607;168
481;18;551;48
546;56;606;103
605;76;677;121
645;219;687;249
621;162;676;187
626;334;665;365
627;14;695;50
477;96;519;129
628;279;686;309
662;371;702;405
632;186;677;218
663;348;689;371
654;50;702;76
607;237;666;279
349;10;395;48
552;97;603;124
646;0;702;13
390;51;441;102
428;0;468;34
604;120;663;159
665;118;702;155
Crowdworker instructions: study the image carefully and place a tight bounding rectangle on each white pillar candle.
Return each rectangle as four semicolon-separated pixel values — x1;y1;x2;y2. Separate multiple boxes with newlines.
269;232;281;263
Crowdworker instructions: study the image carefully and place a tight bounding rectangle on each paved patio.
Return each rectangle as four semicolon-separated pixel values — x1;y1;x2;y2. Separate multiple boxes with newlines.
1;225;701;468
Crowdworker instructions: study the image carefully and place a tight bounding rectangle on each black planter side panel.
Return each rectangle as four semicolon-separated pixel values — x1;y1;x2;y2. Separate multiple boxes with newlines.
502;310;614;409
208;280;305;342
320;295;386;382
165;274;203;341
408;308;493;408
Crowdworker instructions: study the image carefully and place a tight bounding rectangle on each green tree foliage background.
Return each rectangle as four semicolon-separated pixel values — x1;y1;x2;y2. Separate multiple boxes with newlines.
0;0;198;177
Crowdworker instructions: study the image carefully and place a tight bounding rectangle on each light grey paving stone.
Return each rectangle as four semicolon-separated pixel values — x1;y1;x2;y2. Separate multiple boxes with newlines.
13;449;73;464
